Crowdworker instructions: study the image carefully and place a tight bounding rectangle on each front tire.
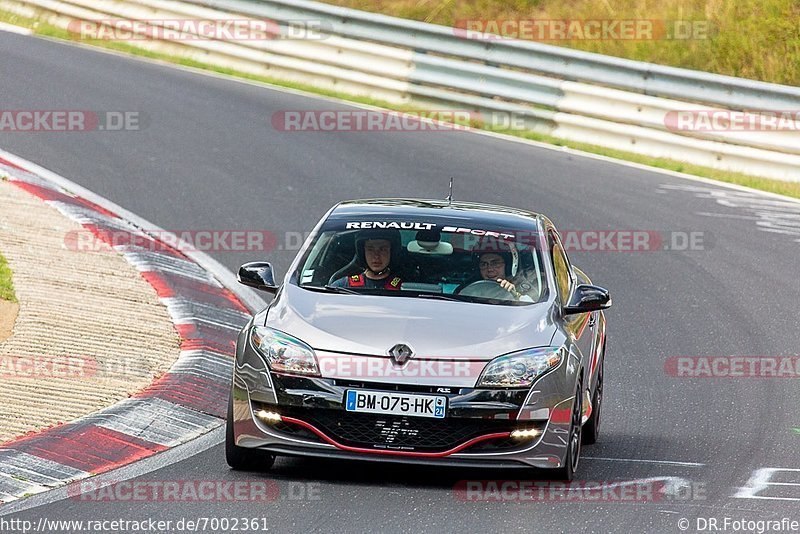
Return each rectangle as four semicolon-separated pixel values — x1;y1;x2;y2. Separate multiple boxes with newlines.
553;379;583;481
583;354;603;445
225;393;275;471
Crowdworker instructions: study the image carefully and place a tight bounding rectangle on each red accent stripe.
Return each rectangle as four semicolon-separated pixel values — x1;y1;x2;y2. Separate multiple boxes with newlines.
279;416;511;458
575;313;591;340
10;425;167;474
550;407;572;424
590;327;605;377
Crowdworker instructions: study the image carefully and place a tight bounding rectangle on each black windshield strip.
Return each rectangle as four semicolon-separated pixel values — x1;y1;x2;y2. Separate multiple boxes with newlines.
297;284;535;305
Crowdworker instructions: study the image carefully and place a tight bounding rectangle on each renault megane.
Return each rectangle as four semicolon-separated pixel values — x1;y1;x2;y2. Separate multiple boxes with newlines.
226;199;610;480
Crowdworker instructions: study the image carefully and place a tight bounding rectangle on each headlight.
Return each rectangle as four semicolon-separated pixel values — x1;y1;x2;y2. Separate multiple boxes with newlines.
250;326;320;377
477;346;563;388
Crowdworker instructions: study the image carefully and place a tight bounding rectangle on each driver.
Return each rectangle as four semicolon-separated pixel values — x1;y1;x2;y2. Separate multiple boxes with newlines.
477;251;524;298
330;229;403;290
459;237;534;302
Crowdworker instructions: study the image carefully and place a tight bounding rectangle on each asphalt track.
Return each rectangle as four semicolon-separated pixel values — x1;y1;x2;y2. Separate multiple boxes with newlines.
2;31;800;533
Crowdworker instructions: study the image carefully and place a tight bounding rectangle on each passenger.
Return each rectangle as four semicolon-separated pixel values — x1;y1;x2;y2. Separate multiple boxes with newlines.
330;229;403;290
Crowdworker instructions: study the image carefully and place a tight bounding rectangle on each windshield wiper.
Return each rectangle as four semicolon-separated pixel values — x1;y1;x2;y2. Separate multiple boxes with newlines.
324;284;360;294
300;284;361;295
414;292;463;302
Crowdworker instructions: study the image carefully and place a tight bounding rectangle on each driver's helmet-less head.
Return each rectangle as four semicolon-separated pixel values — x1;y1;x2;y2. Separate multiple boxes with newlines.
472;236;519;277
355;228;402;268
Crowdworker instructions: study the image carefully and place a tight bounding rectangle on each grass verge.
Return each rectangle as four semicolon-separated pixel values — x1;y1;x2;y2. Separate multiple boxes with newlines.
320;0;800;87
1;9;799;200
0;252;16;302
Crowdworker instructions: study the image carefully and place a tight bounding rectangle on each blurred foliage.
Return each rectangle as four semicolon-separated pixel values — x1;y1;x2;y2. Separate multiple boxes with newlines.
0;252;16;302
321;0;800;85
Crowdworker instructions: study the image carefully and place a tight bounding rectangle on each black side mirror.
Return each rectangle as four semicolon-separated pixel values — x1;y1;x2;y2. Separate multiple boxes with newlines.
238;262;278;294
563;284;611;315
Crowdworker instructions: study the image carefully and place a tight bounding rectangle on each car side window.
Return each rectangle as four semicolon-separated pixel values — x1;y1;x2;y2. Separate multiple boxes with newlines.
548;230;573;302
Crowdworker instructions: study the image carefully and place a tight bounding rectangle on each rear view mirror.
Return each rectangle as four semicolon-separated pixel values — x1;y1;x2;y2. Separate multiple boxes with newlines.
563;284;611;315
238;262;278;294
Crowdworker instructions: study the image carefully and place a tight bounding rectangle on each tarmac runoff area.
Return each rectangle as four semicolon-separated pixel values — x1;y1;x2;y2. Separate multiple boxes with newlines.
0;177;181;443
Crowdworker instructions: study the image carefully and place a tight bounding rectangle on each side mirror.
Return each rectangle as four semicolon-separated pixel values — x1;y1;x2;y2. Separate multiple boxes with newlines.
563;284;611;315
238;262;278;294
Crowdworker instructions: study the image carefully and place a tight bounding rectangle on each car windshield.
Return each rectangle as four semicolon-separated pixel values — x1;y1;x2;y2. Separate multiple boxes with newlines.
292;216;548;305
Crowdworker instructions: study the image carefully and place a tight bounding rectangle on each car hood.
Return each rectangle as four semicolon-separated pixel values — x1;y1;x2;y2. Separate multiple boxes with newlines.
265;284;557;360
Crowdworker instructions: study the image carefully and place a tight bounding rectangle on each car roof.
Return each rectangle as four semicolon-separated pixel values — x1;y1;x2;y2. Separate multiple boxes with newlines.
328;198;545;229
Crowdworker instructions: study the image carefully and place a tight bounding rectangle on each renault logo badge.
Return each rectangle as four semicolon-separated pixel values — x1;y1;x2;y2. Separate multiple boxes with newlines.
388;343;414;366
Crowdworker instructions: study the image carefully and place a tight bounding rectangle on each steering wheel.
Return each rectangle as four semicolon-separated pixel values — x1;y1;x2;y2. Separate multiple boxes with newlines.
456;279;515;300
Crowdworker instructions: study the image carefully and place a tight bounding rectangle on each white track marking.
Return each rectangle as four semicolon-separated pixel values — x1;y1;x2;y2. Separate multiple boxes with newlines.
661;184;800;241
734;468;800;501
583;457;705;467
0;22;31;35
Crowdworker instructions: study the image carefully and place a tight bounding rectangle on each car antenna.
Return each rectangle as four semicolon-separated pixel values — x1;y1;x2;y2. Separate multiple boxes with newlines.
446;177;454;205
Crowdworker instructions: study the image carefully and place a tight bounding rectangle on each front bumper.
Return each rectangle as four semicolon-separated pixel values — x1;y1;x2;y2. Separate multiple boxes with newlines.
231;334;575;469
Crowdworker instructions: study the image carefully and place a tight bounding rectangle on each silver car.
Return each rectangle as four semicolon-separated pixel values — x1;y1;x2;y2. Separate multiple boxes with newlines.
226;199;610;480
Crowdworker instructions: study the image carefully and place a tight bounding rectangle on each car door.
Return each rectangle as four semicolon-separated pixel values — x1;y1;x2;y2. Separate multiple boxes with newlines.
548;228;594;391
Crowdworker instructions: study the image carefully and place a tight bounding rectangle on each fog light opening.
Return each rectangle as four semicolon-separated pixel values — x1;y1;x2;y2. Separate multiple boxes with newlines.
256;410;282;424
510;428;541;439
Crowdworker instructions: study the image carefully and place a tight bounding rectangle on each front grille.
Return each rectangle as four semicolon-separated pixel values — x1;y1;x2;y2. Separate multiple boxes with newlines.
290;408;519;452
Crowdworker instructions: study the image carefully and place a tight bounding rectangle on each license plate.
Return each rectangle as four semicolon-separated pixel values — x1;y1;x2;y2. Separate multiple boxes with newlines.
345;390;446;419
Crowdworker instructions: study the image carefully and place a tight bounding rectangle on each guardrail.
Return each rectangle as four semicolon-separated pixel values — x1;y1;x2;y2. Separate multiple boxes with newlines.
3;0;799;181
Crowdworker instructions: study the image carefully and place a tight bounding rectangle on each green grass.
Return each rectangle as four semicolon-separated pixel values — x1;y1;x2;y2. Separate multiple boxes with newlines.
0;252;16;302
2;9;799;201
320;0;800;87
